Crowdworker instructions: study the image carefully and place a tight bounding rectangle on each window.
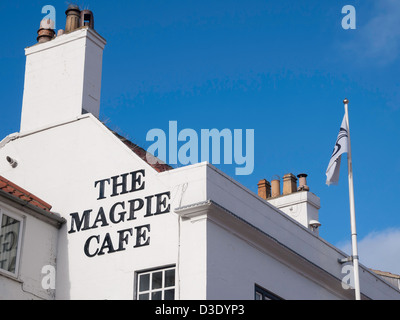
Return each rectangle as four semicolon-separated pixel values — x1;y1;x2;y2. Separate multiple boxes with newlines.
255;284;283;300
0;210;23;276
136;266;176;300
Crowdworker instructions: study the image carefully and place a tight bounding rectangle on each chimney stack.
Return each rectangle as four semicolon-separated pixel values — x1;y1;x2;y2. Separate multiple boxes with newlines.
20;6;106;133
282;173;297;195
258;179;271;200
266;173;321;234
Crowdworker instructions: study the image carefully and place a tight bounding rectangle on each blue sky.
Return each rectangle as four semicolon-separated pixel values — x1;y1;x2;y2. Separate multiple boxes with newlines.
1;1;400;274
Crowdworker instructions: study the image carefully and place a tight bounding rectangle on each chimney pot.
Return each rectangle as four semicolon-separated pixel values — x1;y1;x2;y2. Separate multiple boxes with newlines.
297;173;310;191
282;173;297;195
40;18;55;30
65;4;81;33
271;179;281;198
37;19;55;43
80;10;95;29
258;179;271;200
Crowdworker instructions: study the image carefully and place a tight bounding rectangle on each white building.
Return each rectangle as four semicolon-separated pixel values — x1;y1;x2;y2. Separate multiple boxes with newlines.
1;5;399;300
0;175;64;299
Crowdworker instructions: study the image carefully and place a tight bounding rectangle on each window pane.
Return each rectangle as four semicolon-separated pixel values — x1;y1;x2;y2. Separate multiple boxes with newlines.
152;271;162;290
165;269;175;287
139;273;150;292
0;214;21;274
138;293;149;300
164;289;175;300
255;292;262;300
136;267;176;301
152;291;162;300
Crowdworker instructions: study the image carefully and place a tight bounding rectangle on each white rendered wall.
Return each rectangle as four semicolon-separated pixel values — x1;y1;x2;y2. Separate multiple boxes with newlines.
203;165;400;300
0;115;209;299
206;219;342;300
20;28;106;133
178;214;208;300
0;200;60;300
268;191;321;234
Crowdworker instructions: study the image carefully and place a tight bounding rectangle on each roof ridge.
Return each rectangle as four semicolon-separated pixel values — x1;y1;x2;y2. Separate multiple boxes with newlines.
371;269;400;279
105;125;174;173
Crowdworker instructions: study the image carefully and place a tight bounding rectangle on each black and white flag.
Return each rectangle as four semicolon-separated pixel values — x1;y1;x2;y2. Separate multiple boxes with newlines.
326;115;349;185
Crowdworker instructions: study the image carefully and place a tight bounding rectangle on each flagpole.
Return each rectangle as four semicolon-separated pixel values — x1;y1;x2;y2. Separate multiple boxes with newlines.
343;98;361;300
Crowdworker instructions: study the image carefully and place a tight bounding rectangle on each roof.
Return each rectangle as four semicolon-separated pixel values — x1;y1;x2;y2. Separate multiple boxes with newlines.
372;269;400;280
110;129;174;173
0;175;52;211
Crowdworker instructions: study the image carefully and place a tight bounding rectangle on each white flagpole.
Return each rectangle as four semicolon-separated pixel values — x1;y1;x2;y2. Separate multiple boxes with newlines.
343;98;361;300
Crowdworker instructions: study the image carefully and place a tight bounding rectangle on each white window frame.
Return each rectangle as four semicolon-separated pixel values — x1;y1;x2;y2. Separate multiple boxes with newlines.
255;284;283;300
135;265;176;300
0;208;24;278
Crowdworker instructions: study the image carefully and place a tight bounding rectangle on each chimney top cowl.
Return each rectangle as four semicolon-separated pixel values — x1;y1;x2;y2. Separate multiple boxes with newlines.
66;4;80;14
39;18;55;30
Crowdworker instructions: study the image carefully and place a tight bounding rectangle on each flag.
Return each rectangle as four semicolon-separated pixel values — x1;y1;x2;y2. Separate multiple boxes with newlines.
326;115;349;185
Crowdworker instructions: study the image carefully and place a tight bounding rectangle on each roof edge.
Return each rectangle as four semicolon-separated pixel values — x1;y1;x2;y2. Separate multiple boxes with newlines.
0;175;52;211
0;189;66;229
